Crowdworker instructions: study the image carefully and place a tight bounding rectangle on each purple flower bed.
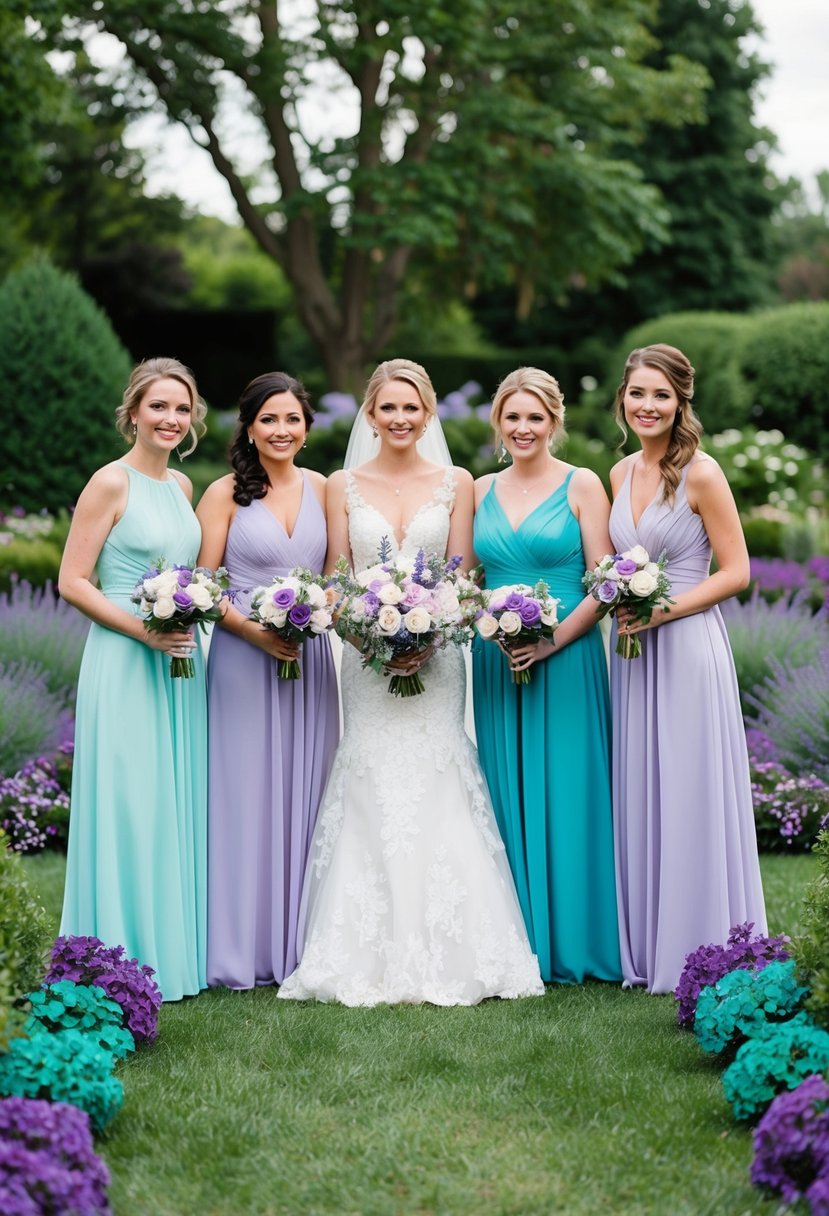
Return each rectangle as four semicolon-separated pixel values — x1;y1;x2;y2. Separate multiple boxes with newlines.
751;1073;829;1210
0;1096;110;1215
750;754;829;851
748;556;829;613
0;749;71;854
674;922;791;1029
748;648;829;784
45;937;162;1045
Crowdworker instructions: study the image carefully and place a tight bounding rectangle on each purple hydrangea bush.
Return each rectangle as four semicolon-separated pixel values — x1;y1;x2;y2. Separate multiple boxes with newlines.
751;1073;829;1211
0;1096;110;1215
45;936;162;1044
674;922;791;1029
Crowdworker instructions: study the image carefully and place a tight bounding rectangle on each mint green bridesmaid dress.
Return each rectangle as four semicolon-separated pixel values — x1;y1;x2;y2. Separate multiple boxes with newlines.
60;465;207;1000
472;473;621;984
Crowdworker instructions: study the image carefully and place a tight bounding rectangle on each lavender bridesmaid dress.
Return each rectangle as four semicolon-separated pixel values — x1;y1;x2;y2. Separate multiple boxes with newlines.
610;460;766;994
206;475;339;988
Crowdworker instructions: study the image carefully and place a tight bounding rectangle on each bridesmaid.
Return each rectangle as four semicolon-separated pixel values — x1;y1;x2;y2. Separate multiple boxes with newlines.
60;357;208;1001
197;372;339;989
472;367;621;984
609;343;765;993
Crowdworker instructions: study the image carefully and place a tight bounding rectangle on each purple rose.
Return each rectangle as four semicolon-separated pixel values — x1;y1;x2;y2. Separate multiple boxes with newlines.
504;592;525;611
614;558;638;577
402;582;429;607
519;599;542;626
362;591;380;615
172;589;193;610
597;580;619;604
272;586;296;609
288;602;312;628
176;567;193;586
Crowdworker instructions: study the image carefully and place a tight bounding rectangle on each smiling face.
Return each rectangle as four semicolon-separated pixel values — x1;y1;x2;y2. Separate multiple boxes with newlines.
497;390;557;461
130;377;193;453
622;365;679;445
248;391;307;463
368;378;428;450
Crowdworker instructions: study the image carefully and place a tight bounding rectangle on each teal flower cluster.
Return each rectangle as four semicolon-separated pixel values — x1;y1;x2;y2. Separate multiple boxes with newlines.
26;981;135;1061
0;1027;123;1133
722;1013;829;1121
694;960;808;1055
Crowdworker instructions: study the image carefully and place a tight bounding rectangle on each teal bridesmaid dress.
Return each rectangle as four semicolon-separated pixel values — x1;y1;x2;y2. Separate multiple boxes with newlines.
60;465;207;1000
472;473;621;984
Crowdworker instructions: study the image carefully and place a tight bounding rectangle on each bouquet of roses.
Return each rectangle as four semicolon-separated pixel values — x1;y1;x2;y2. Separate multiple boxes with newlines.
249;567;337;679
132;560;227;677
332;540;470;697
582;544;673;659
475;582;560;685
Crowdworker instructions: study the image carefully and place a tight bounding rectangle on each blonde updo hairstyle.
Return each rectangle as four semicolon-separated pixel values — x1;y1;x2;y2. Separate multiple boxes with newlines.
613;343;703;505
490;366;566;453
362;357;438;425
115;356;207;458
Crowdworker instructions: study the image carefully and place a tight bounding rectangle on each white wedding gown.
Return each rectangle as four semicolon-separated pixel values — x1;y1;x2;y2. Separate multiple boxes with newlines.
278;469;544;1006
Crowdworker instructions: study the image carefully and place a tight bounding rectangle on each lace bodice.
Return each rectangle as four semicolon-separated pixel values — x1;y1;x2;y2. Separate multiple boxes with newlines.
344;467;455;571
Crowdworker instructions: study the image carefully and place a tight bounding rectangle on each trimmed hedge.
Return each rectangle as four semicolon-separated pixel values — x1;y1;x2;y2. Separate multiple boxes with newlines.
740;303;829;455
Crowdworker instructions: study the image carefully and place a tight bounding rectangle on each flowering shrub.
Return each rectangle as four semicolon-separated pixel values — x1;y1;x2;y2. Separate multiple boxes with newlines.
0;748;72;854
797;830;829;1032
674;922;791;1029
747;557;829;613
26;982;135;1061
707;427;825;514
45;936;162;1044
694;960;807;1055
750;756;829;851
0;1029;123;1132
722;1013;829;1121
748;648;829;784
721;591;829;717
0;660;73;780
0;1096;110;1215
0;579;87;703
751;1074;829;1210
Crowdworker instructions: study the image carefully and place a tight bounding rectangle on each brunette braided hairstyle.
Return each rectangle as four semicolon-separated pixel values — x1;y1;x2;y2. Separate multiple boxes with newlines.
613;344;703;505
229;372;314;506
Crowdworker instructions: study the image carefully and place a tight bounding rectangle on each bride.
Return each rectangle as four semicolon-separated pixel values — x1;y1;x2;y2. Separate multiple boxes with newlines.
278;359;544;1006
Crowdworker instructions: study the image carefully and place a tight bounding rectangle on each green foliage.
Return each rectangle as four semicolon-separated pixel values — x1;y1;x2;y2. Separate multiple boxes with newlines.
740;303;829;456
0;834;50;1050
36;0;709;388
796;830;829;1030
705;428;825;516
0;257;131;512
741;517;785;559
177;218;292;311
0;540;63;595
773;174;829;303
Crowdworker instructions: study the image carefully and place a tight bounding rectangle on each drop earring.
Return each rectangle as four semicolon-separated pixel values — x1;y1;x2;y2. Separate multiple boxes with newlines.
132;422;137;438
248;435;254;445
497;441;508;464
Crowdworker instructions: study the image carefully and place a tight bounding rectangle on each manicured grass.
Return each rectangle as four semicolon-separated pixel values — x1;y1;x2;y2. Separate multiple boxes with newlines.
20;851;817;1215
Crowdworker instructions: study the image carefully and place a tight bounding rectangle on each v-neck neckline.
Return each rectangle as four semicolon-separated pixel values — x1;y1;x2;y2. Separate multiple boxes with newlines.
488;472;571;533
255;472;306;540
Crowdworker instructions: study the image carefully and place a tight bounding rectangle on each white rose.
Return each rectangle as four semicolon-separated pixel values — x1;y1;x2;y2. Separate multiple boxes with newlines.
395;554;416;576
349;598;367;623
277;575;301;594
404;606;432;634
139;597;152;615
435;586;461;615
152;596;176;620
499;610;522;636
540;608;558;627
602;566;620;582
644;562;660;578
629;570;658;597
306;583;327;609
189;584;213;611
271;608;288;628
377;604;402;635
476;613;499;639
257;599;279;624
357;564;389;585
623;545;651;568
378;582;404;605
309;608;331;633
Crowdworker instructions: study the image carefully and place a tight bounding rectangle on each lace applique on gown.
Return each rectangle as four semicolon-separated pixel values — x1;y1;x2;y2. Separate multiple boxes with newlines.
278;468;544;1005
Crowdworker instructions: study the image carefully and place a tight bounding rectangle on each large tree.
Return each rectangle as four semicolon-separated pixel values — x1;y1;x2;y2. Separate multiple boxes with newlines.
33;0;708;389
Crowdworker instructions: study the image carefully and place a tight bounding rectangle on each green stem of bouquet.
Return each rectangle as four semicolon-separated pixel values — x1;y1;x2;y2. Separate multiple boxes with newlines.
615;632;642;660
388;672;426;697
169;656;195;678
278;658;302;679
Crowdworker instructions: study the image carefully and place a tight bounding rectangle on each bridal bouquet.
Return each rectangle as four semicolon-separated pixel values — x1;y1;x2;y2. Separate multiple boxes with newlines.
249;568;337;679
582;545;673;659
132;560;227;677
475;582;560;685
333;541;470;697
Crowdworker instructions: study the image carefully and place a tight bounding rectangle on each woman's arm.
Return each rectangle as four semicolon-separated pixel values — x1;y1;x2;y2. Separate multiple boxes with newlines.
58;465;195;654
324;470;352;575
446;467;474;569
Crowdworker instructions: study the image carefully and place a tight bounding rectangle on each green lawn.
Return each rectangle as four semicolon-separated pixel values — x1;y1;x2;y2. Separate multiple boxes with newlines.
22;851;817;1216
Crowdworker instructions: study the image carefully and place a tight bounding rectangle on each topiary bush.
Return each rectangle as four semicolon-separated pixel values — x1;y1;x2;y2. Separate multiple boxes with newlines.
0;257;131;512
740;303;829;457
